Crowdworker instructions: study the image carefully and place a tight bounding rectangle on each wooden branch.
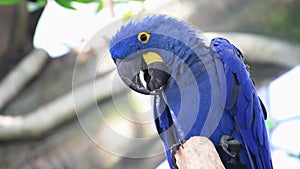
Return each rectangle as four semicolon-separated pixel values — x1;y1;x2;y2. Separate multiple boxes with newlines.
175;136;225;169
0;49;48;110
204;32;300;67
0;71;127;141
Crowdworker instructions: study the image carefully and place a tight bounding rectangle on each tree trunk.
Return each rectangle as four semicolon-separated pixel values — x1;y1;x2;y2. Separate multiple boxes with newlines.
0;2;43;81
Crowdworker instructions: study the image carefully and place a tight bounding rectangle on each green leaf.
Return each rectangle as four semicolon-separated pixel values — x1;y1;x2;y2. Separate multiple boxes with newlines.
0;0;23;5
55;0;76;10
114;0;145;3
37;0;46;7
123;11;133;22
54;0;98;10
265;119;275;129
96;0;103;13
27;0;46;11
72;0;94;3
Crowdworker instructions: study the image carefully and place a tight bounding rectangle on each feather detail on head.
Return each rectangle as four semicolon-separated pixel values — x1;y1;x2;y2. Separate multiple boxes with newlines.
110;15;206;50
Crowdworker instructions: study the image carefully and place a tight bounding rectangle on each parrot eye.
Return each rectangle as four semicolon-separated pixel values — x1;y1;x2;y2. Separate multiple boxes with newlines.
138;32;150;43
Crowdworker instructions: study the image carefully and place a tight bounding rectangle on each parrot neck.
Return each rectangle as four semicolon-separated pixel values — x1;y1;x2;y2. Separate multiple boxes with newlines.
162;37;210;82
160;38;212;140
160;37;228;142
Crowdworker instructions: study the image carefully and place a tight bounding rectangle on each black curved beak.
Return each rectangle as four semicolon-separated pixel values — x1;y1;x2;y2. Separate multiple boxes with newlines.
145;62;170;92
116;53;170;95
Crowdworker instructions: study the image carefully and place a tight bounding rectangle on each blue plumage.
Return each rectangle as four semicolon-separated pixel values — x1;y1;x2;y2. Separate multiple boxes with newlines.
110;15;272;169
211;38;272;168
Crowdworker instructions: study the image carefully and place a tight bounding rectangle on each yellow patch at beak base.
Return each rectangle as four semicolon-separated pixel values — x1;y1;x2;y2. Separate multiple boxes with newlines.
142;52;164;65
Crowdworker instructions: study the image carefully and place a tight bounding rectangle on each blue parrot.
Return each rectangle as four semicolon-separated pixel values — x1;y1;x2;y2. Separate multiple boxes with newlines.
109;15;272;169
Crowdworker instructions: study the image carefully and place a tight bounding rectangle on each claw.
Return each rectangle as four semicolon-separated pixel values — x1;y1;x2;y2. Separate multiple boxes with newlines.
171;139;186;169
219;135;241;165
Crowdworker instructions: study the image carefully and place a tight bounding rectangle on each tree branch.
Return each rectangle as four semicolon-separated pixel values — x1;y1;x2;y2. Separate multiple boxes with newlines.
0;49;48;111
175;136;225;169
0;71;127;141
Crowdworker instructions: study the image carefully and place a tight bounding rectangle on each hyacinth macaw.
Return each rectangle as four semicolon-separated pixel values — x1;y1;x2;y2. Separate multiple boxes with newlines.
109;15;272;169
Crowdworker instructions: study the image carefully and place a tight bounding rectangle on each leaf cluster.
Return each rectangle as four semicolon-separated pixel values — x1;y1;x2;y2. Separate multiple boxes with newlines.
0;0;145;13
54;0;103;12
0;0;103;11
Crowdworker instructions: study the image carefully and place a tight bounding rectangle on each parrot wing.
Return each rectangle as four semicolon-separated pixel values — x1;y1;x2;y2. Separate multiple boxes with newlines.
210;37;272;169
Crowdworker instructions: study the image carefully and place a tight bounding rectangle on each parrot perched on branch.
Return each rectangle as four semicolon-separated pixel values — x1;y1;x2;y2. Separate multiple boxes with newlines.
109;15;272;169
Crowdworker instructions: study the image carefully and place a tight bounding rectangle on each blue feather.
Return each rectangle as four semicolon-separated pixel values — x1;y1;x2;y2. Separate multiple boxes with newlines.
211;37;273;169
110;15;272;169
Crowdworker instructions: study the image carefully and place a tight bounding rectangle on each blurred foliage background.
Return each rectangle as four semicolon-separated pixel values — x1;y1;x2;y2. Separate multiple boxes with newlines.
0;0;299;169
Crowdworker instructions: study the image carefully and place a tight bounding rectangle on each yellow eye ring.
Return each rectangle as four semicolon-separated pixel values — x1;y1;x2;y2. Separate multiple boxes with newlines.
138;32;150;43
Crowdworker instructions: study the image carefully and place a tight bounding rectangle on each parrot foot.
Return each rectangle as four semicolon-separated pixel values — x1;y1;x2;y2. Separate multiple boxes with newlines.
219;135;241;165
170;139;186;169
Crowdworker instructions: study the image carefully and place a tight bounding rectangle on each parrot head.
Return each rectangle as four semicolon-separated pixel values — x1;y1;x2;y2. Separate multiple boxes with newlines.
110;15;204;95
110;30;170;95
